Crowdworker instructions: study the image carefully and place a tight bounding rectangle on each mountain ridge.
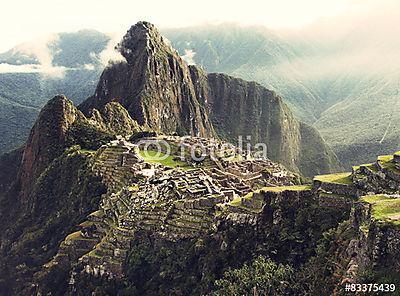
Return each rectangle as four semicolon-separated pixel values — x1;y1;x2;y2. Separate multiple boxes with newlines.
79;21;340;176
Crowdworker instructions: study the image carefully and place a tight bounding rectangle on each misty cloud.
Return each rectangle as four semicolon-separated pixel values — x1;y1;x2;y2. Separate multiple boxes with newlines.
83;63;96;71
181;49;196;65
271;1;400;80
0;62;67;78
0;34;67;78
94;33;126;67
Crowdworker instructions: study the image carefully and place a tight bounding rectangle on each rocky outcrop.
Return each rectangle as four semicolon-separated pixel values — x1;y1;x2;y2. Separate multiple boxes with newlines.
18;95;140;203
79;21;340;177
204;73;341;176
80;22;214;138
18;95;78;202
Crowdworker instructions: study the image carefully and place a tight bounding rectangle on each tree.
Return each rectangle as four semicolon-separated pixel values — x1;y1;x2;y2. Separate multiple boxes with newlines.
212;256;296;296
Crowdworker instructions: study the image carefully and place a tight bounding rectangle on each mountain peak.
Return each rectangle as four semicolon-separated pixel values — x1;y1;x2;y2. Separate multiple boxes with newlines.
18;95;79;201
81;21;214;138
117;21;171;64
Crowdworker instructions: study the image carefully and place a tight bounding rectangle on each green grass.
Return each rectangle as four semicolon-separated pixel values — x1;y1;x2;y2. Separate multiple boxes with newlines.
361;195;400;226
378;155;393;162
229;197;243;207
261;184;312;192
79;148;96;154
314;172;352;184
365;163;379;172
227;185;312;211
378;155;400;174
90;210;104;217
353;163;378;173
138;149;192;169
227;196;263;214
65;231;82;241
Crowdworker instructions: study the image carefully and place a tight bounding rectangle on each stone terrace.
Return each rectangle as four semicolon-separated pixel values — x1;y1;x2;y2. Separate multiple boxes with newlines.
43;136;298;280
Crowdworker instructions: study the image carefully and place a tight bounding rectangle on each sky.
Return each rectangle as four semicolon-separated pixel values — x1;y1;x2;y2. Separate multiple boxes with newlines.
0;0;391;52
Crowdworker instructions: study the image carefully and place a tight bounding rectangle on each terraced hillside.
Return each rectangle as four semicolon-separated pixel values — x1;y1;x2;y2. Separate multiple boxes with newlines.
29;131;400;295
34;135;300;288
2;115;399;295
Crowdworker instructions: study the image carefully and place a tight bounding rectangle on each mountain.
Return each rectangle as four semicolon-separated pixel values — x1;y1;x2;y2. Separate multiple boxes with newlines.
80;23;214;138
162;24;323;121
162;21;400;168
0;30;110;154
80;22;339;176
0;22;398;295
1;18;399;169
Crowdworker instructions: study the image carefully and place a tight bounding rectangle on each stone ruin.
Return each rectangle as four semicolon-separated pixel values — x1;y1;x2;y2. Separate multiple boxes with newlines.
39;135;400;289
42;135;298;281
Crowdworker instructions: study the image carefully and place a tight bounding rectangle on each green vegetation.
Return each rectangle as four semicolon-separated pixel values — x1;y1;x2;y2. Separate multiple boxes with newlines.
377;155;400;174
65;231;83;242
228;185;313;212
0;146;106;294
361;195;400;225
314;172;352;184
353;163;378;173
212;256;296;296
377;155;393;162
79;148;96;154
261;184;312;192
229;197;243;207
138;149;191;169
67;120;115;151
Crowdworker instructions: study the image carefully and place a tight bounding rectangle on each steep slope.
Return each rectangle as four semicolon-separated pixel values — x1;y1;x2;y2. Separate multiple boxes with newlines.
162;24;323;121
0;95;142;294
202;73;339;176
80;22;339;176
17;95;140;203
0;30;110;154
80;22;214;138
18;95;79;202
314;73;400;167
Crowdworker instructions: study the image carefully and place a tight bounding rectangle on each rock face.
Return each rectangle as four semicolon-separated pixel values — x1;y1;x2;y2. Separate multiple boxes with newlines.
204;73;340;176
80;22;214;138
79;22;340;177
18;95;78;201
18;95;140;202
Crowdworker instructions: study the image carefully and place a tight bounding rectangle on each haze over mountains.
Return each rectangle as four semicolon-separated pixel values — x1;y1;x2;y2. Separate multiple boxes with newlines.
0;9;399;168
1;20;400;295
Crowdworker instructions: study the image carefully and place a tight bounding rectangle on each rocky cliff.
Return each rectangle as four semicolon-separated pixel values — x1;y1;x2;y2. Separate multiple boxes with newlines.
80;21;340;177
18;95;140;203
80;22;214;138
0;95;398;295
204;73;340;176
18;95;79;202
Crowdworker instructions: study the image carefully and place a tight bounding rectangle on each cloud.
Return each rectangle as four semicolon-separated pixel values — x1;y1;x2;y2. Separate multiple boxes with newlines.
181;49;196;65
95;33;126;67
0;62;67;78
2;33;67;78
271;1;400;79
83;63;95;71
0;63;41;73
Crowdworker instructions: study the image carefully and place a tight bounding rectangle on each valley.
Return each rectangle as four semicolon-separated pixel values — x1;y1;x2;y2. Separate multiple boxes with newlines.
0;13;399;296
